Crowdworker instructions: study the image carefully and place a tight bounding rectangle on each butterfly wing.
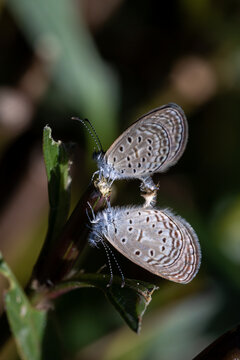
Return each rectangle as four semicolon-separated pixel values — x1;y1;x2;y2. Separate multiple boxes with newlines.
151;103;188;171
105;207;200;284
104;103;188;179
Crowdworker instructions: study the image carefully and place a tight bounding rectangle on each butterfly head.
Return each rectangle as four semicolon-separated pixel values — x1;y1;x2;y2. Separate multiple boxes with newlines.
88;209;111;247
89;228;102;247
93;151;114;180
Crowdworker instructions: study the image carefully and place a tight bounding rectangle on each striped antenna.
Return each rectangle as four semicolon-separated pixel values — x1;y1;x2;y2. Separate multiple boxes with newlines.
71;117;103;153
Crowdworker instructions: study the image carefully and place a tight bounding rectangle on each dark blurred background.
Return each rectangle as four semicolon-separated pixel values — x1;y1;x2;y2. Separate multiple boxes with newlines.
0;1;240;359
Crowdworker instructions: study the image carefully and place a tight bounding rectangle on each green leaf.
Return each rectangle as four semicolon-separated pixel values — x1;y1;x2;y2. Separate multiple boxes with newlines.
41;273;158;333
0;253;46;360
33;126;72;281
105;279;157;333
43;125;71;244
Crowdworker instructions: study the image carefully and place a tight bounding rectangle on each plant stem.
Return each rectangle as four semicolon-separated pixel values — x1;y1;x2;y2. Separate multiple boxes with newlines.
33;183;108;284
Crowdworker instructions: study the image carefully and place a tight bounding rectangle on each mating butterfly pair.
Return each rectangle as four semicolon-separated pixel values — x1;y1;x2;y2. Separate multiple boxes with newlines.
76;103;201;284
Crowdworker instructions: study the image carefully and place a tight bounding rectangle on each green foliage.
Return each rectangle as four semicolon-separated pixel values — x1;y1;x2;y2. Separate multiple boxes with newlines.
105;278;157;333
0;254;46;360
33;126;72;282
45;274;158;333
43;125;71;244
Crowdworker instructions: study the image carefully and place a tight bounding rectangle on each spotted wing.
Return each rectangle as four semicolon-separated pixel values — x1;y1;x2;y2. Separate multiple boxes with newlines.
104;103;188;178
106;207;200;284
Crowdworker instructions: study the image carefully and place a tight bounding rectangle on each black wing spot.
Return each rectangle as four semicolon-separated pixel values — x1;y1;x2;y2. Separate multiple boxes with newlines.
138;136;142;143
133;169;136;173
113;157;116;162
119;146;124;152
128;163;132;168
121;238;126;243
147;139;152;144
135;250;141;256
138;163;141;168
127;137;132;143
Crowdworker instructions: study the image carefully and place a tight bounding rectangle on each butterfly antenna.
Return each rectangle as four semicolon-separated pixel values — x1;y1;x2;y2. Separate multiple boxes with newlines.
104;242;125;288
84;118;103;152
101;240;113;287
71;117;103;153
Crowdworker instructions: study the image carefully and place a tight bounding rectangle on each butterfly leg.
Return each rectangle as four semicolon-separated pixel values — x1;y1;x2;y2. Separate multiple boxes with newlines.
139;176;159;207
91;170;100;183
141;189;158;208
94;175;112;199
140;175;158;192
86;201;96;222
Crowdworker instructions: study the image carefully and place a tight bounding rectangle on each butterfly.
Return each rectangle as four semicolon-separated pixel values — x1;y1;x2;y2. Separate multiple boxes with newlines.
89;206;201;284
93;103;188;191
